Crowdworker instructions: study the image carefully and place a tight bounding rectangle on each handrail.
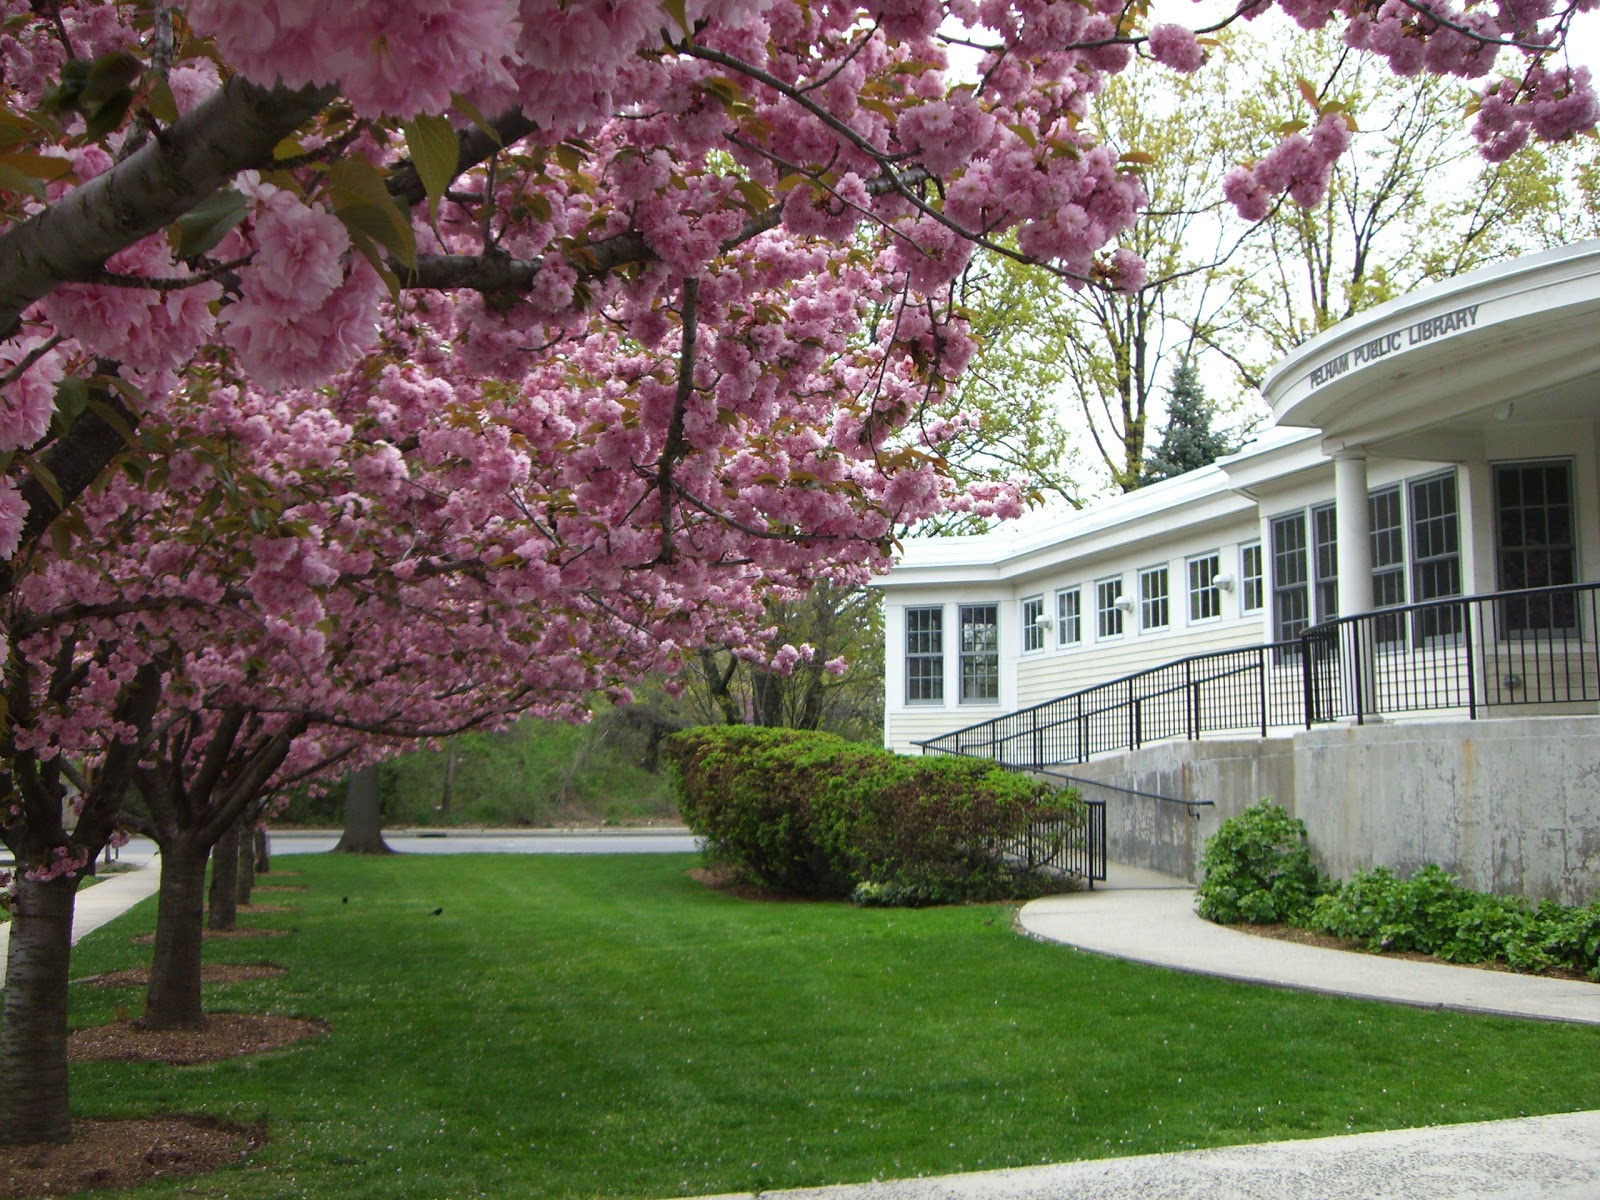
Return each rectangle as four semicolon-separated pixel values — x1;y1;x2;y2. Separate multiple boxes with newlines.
915;579;1600;770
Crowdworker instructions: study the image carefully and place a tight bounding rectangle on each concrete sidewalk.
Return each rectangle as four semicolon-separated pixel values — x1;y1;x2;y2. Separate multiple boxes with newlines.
683;1111;1600;1200
1018;863;1600;1024
0;837;161;962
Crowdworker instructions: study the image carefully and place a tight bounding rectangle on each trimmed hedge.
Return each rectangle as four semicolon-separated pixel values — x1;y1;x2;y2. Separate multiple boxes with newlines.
663;725;1083;905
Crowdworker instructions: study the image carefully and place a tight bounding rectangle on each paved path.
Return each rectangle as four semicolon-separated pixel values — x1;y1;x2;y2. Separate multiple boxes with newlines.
682;1111;1600;1200
1018;863;1600;1024
0;837;162;962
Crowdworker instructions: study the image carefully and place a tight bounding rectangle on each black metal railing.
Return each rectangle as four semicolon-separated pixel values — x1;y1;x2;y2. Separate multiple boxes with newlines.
917;580;1600;768
1303;580;1600;724
990;787;1107;885
917;640;1306;767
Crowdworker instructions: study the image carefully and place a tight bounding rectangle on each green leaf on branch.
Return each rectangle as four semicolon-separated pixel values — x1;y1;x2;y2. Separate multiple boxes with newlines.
449;92;501;145
172;187;249;259
662;0;691;35
49;377;89;440
0;152;73;200
403;113;460;222
329;157;417;269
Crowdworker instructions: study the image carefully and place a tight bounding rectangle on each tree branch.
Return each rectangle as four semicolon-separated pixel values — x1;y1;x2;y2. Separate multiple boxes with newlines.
0;75;333;339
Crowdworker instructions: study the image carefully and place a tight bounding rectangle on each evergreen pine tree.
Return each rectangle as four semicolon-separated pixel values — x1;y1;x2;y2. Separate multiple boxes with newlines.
1143;355;1233;483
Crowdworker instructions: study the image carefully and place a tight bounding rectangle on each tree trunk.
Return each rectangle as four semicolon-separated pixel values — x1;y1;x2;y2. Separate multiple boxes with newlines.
236;825;256;905
332;766;392;854
0;875;78;1144
440;745;456;816
208;821;240;931
142;843;209;1029
254;827;270;874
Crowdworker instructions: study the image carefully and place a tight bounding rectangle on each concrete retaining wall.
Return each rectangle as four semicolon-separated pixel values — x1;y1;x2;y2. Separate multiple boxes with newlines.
1294;717;1600;905
1067;738;1297;881
1073;715;1600;903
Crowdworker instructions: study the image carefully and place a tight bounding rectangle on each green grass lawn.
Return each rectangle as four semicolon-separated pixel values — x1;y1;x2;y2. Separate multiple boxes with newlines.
64;853;1600;1200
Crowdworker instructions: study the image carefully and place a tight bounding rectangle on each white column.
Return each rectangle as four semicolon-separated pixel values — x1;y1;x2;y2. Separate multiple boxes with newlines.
1332;447;1378;720
1333;448;1372;617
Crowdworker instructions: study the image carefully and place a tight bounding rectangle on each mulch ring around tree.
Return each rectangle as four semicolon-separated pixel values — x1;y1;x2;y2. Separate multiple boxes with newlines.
250;884;306;892
0;1115;265;1199
68;1012;329;1065
236;902;297;914
78;963;287;988
131;928;293;945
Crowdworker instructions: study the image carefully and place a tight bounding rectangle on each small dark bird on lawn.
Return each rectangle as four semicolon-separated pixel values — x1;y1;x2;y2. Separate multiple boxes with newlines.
342;897;349;904
431;907;443;916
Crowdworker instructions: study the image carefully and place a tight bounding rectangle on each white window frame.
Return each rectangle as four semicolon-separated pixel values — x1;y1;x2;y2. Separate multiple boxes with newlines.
903;605;944;704
1055;587;1082;648
1021;595;1044;654
1240;541;1264;614
1139;564;1170;632
1187;551;1222;624
958;603;1000;704
1095;576;1125;641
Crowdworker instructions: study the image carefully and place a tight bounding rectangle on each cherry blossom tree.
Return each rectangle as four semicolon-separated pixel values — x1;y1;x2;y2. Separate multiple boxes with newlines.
0;0;1593;1150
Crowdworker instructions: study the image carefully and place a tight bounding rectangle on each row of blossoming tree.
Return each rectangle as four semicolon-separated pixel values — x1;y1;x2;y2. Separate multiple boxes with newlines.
0;0;1592;1149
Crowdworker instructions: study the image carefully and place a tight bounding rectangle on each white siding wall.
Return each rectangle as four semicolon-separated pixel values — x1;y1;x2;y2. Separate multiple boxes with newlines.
881;420;1600;760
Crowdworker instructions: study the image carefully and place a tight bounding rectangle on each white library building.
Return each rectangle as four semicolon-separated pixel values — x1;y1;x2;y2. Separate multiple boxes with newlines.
876;239;1600;899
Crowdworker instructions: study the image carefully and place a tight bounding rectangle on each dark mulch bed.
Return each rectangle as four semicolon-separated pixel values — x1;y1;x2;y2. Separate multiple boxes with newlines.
0;1116;264;1199
78;963;286;988
68;1012;328;1065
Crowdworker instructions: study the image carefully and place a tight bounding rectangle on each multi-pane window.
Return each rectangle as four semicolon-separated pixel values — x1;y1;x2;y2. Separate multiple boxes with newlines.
1240;542;1264;614
1312;502;1338;624
1188;552;1221;622
1495;461;1577;633
1369;486;1406;647
904;606;944;703
1021;596;1044;653
1096;577;1124;640
1410;472;1462;642
959;604;999;703
1056;588;1082;647
1139;565;1170;631
1271;512;1310;643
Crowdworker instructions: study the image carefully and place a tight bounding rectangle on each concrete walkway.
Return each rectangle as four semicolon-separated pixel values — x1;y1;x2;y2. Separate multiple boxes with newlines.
1018;863;1600;1024
0;837;161;962
684;1111;1600;1200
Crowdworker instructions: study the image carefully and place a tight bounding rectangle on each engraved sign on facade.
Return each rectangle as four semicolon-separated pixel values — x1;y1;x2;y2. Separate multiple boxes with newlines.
1307;303;1482;389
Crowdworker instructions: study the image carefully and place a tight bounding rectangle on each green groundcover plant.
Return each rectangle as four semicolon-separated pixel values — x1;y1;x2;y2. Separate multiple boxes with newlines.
1195;801;1326;925
664;726;1082;905
1200;801;1600;978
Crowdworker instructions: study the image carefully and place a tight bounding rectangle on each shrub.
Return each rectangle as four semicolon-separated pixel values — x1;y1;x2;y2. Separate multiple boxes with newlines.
664;726;1082;905
1195;800;1325;925
1305;865;1600;978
